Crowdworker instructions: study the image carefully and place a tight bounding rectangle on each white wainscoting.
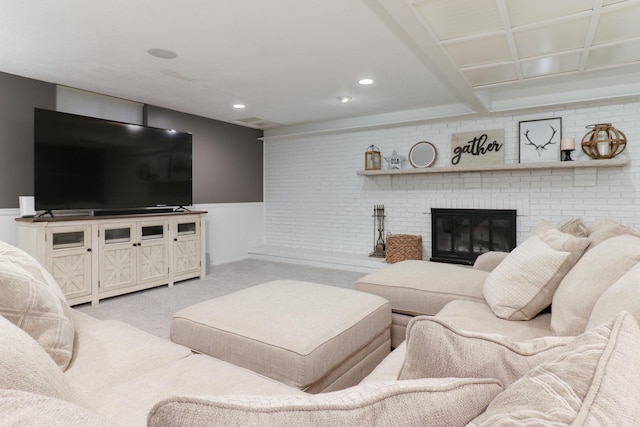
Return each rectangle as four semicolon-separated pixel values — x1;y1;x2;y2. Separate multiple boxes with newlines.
194;202;265;267
0;209;21;246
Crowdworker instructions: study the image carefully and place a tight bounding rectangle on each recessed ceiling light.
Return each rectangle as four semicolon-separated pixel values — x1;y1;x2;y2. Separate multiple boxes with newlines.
233;104;246;109
337;96;352;103
358;78;374;85
148;48;178;59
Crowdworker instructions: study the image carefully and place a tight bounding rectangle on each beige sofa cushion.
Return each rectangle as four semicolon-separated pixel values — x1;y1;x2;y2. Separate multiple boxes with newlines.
587;262;640;329
587;219;638;247
148;378;503;427
89;354;303;426
587;218;616;234
436;300;552;341
532;218;588;238
483;228;588;321
0;243;74;370
470;312;640;425
551;234;640;336
0;389;116;427
356;260;487;317
64;317;192;395
399;316;573;387
360;341;407;384
0;314;81;406
472;251;508;272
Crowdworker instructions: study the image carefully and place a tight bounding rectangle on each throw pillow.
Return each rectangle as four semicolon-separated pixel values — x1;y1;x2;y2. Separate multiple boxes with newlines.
0;241;68;301
483;227;589;321
556;217;588;237
0;389;115;427
469;312;640;425
551;234;640;336
586;219;639;248
587;262;640;330
148;378;503;427
586;218;616;234
399;316;573;387
0;314;81;405
0;252;74;370
531;218;589;238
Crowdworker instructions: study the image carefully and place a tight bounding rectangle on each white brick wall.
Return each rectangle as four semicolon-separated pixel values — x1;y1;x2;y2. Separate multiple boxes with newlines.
264;98;640;258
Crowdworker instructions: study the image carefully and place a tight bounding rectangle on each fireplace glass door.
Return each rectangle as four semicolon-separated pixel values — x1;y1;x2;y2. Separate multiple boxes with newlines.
431;209;516;265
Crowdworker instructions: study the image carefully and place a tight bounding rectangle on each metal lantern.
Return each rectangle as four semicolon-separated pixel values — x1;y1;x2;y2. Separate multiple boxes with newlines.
581;123;627;159
365;145;382;170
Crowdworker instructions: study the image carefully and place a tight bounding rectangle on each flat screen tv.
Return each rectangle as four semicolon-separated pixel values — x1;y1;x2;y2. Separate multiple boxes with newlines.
34;108;192;213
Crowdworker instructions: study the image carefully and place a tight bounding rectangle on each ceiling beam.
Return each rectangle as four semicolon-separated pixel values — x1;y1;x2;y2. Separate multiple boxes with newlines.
363;0;491;115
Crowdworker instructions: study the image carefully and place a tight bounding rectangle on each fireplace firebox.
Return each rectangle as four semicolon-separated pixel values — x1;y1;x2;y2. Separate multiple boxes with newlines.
431;208;516;265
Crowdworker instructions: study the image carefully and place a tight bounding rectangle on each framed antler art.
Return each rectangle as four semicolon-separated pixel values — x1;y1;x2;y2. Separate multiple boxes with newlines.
518;117;562;164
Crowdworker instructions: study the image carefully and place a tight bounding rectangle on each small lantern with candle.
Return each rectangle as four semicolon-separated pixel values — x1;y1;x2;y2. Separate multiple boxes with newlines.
365;145;382;170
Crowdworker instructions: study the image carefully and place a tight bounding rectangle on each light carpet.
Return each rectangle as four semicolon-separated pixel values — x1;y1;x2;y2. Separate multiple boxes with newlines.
75;259;365;339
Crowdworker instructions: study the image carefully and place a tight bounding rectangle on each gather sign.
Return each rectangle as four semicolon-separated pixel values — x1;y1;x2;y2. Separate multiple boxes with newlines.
450;129;505;166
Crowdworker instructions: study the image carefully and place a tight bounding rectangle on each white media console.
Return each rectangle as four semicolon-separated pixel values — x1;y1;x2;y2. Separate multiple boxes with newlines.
16;211;207;306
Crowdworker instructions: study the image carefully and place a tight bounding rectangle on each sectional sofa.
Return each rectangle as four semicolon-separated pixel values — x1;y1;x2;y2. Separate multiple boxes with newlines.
1;218;640;425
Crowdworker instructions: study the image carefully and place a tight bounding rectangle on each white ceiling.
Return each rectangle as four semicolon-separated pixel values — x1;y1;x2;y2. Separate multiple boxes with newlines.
1;0;640;138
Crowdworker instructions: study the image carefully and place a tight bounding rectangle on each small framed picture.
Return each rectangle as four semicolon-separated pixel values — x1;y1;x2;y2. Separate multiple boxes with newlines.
519;117;562;163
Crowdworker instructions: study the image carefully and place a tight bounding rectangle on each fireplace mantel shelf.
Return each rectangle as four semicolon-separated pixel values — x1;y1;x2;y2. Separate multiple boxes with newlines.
357;158;629;176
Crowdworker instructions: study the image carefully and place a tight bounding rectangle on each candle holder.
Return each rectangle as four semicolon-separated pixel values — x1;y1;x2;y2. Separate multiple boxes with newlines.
560;137;575;161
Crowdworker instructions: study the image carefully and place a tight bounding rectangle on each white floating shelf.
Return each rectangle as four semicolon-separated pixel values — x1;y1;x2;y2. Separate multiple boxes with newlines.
356;158;629;176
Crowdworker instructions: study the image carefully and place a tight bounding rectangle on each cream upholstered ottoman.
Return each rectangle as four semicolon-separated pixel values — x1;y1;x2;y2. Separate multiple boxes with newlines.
170;280;392;393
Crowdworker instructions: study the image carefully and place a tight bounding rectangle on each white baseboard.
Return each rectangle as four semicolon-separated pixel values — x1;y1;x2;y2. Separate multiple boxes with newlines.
248;245;387;273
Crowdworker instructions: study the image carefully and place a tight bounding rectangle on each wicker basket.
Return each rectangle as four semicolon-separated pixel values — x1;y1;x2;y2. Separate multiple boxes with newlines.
385;234;423;264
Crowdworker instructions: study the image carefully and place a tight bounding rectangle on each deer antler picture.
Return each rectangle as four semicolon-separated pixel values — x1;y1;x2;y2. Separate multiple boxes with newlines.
524;125;557;156
519;118;562;163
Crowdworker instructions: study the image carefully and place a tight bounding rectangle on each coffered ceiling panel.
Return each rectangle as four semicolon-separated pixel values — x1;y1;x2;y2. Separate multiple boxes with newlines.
407;0;640;89
514;18;591;58
593;4;640;44
521;52;582;78
462;63;518;87
414;0;502;40
444;35;511;68
587;38;640;68
505;0;594;27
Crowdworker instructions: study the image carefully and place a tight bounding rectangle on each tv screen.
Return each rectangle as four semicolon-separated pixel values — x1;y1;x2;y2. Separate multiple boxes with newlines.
34;108;192;212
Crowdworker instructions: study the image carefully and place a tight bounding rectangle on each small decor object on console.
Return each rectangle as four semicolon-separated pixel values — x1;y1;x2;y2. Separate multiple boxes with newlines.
519;117;562;164
364;145;382;170
369;205;386;258
384;150;406;169
581;123;627;159
561;138;575;161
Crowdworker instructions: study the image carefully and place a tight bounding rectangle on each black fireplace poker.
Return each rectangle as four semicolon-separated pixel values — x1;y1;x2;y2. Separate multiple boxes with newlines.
369;205;386;258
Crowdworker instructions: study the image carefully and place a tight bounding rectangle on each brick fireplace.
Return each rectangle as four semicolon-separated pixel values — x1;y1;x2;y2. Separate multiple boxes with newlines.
431;208;516;265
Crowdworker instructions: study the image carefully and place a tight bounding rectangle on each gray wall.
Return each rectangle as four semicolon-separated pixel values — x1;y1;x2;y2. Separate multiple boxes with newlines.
0;71;263;208
145;105;263;203
0;72;56;208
